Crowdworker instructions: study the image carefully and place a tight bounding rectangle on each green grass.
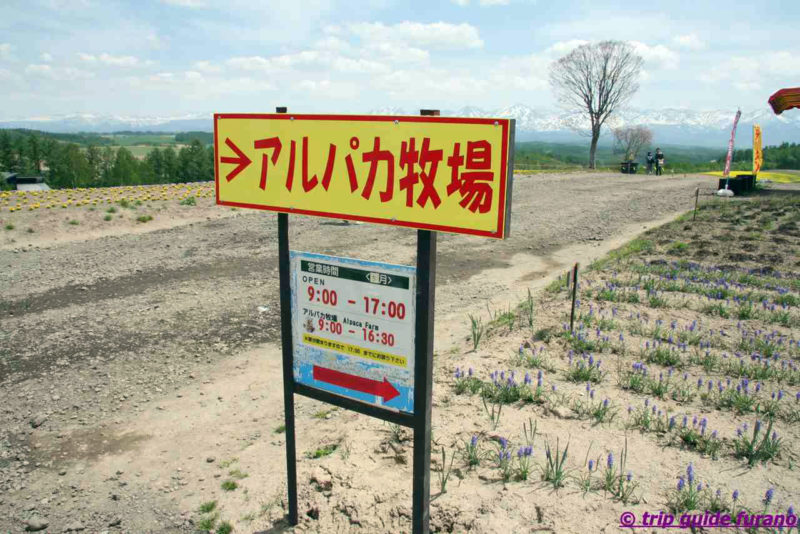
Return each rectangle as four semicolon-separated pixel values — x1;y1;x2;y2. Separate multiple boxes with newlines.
216;520;233;534
136;215;153;223
228;469;248;480
179;196;197;206
106;206;117;213
590;238;654;270
103;214;113;221
4;223;13;230
199;500;217;513
306;443;338;459
221;480;238;491
273;424;286;434
196;513;219;530
68;219;79;225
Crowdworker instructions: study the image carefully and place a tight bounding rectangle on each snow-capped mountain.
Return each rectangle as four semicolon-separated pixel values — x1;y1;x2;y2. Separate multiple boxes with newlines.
2;105;798;147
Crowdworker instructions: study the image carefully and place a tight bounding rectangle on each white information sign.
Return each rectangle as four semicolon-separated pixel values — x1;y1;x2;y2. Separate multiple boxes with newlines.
290;251;416;413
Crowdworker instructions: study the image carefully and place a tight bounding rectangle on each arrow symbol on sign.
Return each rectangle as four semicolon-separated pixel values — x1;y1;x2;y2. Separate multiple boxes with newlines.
312;365;401;402
220;138;252;182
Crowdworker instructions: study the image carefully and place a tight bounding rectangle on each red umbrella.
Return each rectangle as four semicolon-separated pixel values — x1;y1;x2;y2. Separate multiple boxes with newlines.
768;87;800;114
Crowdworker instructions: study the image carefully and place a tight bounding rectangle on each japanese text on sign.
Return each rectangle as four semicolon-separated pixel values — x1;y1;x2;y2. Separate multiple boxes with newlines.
290;251;417;413
215;114;514;238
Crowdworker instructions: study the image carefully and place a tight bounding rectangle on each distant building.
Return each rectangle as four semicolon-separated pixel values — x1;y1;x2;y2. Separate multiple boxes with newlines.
3;172;51;191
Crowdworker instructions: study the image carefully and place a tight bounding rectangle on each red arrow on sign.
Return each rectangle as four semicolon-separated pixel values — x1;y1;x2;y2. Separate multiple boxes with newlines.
220;137;252;182
312;365;401;402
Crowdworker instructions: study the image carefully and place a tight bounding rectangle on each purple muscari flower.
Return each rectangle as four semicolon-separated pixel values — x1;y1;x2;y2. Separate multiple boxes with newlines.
455;367;461;379
692;416;698;426
652;405;657;415
708;381;713;391
733;490;739;501
756;383;761;392
471;435;478;448
626;471;633;482
677;477;685;491
788;505;794;517
551;384;557;392
772;391;776;400
603;399;609;408
687;463;695;484
772;431;778;441
683;372;688;381
590;390;595;399
517;447;524;459
697;483;703;492
538;370;543;380
796;392;800;402
588;355;594;366
778;390;784;401
669;416;676;429
607;452;614;470
717;489;722;498
697;378;703;388
537;376;543;388
524;373;531;385
586;382;591;392
627;405;633;415
588;459;595;471
645;398;650;407
525;445;533;456
519;345;523;355
682;415;688;428
755;420;762;434
499;437;508;449
764;488;774;506
711;430;718;439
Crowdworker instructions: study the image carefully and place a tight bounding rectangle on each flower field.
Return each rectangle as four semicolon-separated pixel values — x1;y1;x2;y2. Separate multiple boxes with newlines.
430;194;799;531
2;182;214;213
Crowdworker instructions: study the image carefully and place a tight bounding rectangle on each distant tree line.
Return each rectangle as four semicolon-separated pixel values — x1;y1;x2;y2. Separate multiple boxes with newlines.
0;129;213;189
729;142;800;171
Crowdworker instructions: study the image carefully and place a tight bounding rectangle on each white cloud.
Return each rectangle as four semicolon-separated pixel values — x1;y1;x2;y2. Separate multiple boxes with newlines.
630;41;679;70
25;64;52;75
160;0;205;7
226;51;320;71
0;43;12;59
350;21;483;50
40;52;53;62
672;34;705;50
78;52;143;67
98;53;140;66
546;40;588;56
700;50;800;92
193;60;221;73
450;0;511;5
25;64;94;80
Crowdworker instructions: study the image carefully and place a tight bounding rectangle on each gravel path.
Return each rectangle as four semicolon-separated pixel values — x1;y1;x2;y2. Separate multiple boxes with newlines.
0;172;711;532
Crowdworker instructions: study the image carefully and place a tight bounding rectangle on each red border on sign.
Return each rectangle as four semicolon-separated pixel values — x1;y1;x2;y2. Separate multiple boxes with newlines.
214;113;512;239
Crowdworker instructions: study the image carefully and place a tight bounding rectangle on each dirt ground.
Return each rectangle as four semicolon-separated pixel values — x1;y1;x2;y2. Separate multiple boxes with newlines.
2;172;789;533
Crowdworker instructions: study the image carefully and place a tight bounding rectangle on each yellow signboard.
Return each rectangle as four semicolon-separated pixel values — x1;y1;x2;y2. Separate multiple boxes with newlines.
753;124;763;177
214;114;515;239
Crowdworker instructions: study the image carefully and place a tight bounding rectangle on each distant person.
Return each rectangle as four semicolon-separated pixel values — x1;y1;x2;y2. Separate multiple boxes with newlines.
655;148;665;176
645;151;655;175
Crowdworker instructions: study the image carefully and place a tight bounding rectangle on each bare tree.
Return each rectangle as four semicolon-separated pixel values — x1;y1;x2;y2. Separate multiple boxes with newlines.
549;41;643;169
613;125;653;162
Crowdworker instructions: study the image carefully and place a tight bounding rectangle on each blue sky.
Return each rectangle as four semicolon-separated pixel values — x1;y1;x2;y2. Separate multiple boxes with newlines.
1;0;799;118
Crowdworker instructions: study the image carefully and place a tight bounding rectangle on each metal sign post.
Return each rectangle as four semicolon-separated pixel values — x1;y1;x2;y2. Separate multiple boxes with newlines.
215;106;514;534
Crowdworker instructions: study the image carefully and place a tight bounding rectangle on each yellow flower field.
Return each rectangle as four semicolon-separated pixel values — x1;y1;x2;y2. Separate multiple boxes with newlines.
703;170;800;183
1;182;215;213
